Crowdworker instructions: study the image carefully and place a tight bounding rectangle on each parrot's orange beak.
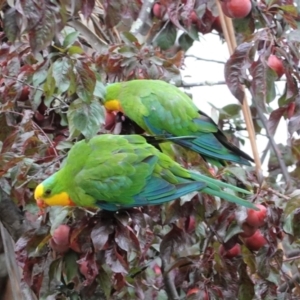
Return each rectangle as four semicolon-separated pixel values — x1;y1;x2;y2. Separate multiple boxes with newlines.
36;198;47;209
34;184;47;209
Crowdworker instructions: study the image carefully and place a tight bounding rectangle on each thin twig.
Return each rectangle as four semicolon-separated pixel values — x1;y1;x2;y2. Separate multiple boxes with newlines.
283;255;300;262
252;100;291;184
2;75;68;108
185;55;226;64
260;141;271;165
32;121;59;157
253;183;291;201
151;19;171;45
179;80;226;87
161;257;179;300
216;0;263;182
130;0;154;42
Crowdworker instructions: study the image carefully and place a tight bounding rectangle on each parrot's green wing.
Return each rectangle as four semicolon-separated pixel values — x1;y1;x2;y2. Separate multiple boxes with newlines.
105;80;253;166
72;135;206;210
72;135;255;210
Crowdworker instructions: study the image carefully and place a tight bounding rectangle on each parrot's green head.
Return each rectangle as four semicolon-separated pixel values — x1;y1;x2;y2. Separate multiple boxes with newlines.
101;83;124;113
34;174;75;209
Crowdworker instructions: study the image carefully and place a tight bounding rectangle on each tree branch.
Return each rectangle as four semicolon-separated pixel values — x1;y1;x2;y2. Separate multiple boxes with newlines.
185;55;226;64
216;0;263;182
0;189;36;300
178;80;227;87
161;256;179;300
252;99;291;185
130;0;155;42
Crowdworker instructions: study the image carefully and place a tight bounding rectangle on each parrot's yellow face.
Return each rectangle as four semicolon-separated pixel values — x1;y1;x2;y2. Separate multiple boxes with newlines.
34;183;75;208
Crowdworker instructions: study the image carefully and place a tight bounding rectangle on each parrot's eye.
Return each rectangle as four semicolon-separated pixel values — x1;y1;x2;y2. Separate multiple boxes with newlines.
45;189;51;196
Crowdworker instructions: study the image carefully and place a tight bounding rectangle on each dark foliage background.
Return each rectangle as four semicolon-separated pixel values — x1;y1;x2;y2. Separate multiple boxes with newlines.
1;0;300;299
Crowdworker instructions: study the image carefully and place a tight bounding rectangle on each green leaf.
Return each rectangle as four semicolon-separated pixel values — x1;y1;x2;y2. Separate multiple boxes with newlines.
63;251;79;282
279;5;298;16
98;268;112;298
94;80;106;99
75;61;96;103
233;16;255;36
49;207;70;235
157;290;168;300
52;58;71;93
224;222;243;243
241;245;256;274
155;23;177;51
49;258;63;283
121;31;138;44
3;8;19;42
284;196;300;216
67;99;105;139
238;262;255;300
43;65;56;97
178;33;194;52
283;214;294;235
67;45;84;55
222;104;241;118
63;31;80;48
33;69;48;87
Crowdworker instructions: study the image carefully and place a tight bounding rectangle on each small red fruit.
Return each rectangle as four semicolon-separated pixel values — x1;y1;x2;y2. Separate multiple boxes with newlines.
185;216;196;233
190;11;198;23
187;288;208;299
212;16;222;33
34;111;45;122
267;55;285;79
244;230;267;251
49;238;70;253
52;224;71;246
153;264;161;275
219;243;241;258
221;0;252;19
105;111;116;130
18;86;30;102
240;222;257;238
245;204;267;227
79;260;89;278
152;3;163;19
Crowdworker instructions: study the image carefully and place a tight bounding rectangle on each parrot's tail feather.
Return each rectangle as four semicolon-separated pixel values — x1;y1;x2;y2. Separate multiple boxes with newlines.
174;137;252;166
203;188;257;209
97;181;207;211
190;172;252;194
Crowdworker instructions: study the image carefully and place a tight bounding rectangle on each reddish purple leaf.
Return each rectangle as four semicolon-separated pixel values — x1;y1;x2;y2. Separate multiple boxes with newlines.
268;107;286;136
225;42;252;103
250;57;276;113
81;0;96;19
91;222;114;251
160;224;187;259
105;245;128;273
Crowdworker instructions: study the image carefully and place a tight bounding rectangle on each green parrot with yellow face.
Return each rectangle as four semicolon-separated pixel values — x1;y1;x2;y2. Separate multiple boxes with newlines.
102;80;253;167
34;134;256;211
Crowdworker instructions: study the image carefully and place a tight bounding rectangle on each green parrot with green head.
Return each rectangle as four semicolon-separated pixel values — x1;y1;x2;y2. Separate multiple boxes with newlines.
34;134;256;211
102;80;253;166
